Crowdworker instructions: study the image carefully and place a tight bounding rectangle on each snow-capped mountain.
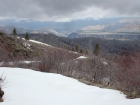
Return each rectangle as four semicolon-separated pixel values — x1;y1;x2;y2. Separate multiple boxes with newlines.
35;28;65;37
80;18;140;33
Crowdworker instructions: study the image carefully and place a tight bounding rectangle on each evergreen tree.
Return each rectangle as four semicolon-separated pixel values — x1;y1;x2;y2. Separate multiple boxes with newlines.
25;32;29;40
80;49;83;53
13;28;17;36
94;43;100;56
75;44;79;52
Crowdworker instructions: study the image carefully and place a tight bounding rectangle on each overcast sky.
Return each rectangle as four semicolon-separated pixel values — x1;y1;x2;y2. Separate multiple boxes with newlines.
0;0;140;22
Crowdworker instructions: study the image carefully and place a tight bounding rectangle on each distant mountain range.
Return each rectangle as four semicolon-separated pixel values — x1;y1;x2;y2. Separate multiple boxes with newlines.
0;26;65;37
68;18;140;39
80;19;140;33
1;17;140;39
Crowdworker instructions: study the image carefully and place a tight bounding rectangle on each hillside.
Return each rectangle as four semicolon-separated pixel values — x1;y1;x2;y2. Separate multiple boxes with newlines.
69;37;140;55
26;33;140;55
0;32;140;100
0;32;37;62
20;33;74;50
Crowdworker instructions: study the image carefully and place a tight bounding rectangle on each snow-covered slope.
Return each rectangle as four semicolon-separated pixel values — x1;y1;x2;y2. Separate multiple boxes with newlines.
0;67;140;105
29;39;51;47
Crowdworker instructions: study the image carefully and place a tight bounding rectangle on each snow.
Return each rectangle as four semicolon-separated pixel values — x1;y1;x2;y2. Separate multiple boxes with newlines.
102;77;110;85
8;62;13;65
103;61;108;65
23;43;31;49
23;43;30;47
0;61;40;66
69;51;79;54
0;62;3;66
18;36;52;48
29;40;51;47
0;67;140;105
18;61;40;64
76;56;87;59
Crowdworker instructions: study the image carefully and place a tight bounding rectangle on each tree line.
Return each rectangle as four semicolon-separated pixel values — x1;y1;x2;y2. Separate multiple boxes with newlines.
71;43;100;55
12;28;29;40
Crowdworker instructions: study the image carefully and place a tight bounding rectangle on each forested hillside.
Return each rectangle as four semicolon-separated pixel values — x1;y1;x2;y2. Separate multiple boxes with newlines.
24;33;140;55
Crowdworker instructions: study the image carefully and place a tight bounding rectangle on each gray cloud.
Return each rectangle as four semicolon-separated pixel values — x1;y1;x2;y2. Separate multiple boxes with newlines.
0;0;140;21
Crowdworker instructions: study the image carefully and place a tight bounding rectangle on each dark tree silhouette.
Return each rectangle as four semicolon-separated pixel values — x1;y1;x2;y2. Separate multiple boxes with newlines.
94;43;100;56
25;32;29;40
80;49;83;53
75;44;79;52
13;28;17;36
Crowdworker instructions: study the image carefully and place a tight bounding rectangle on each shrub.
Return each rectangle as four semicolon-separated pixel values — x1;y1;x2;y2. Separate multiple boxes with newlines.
0;74;6;102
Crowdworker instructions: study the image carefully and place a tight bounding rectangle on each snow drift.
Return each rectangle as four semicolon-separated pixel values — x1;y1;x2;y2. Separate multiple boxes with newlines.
0;67;140;105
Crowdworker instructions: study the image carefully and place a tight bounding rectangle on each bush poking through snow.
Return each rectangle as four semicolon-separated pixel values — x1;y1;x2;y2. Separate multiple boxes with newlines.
0;87;4;102
0;75;5;102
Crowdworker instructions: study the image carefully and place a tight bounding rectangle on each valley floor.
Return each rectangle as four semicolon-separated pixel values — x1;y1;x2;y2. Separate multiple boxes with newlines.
0;67;140;105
